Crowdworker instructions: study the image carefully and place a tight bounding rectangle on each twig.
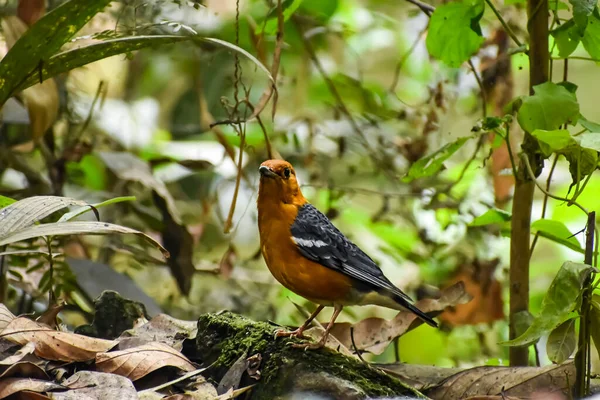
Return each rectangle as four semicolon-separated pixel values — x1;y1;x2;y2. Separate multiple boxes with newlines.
484;0;524;47
521;154;588;215
45;237;56;307
223;125;245;234
245;0;283;122
139;366;209;393
389;27;427;93
529;155;558;258
574;212;595;398
404;0;435;15
350;327;367;363
468;59;487;118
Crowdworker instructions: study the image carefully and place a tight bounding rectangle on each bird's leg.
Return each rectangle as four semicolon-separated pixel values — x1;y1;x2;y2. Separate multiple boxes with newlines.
292;305;343;350
275;305;325;339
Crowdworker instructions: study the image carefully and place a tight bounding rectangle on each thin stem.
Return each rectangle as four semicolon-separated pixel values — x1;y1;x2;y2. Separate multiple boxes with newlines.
468;59;487;118
403;0;434;15
521;154;588;215
46;237;56;307
484;0;524;47
529;155;558;259
553;56;600;62
389;28;427;93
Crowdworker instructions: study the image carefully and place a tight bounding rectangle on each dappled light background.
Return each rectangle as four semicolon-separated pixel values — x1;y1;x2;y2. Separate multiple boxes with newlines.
2;0;599;369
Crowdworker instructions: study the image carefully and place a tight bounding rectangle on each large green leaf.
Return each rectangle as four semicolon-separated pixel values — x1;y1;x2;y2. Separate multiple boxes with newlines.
546;318;577;364
0;0;112;106
531;129;577;157
14;35;273;97
569;0;595;28
582;13;600;59
531;130;598;185
517;83;580;133
564;146;598;185
531;219;583;253
403;136;472;182
0;221;168;257
425;0;485;68
551;20;583;58
14;36;191;94
0;196;91;238
502;261;592;346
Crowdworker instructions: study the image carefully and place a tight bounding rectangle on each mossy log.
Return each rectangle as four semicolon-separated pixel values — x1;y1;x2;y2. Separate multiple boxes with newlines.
192;312;424;400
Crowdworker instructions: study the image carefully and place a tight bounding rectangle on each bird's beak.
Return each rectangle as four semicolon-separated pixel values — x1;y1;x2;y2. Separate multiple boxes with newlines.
259;165;278;178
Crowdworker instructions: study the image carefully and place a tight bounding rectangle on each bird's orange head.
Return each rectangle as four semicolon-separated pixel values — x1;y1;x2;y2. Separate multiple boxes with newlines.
258;159;306;206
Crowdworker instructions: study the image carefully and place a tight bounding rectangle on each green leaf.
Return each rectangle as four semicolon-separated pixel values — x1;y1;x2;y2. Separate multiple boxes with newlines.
531;129;577;157
551;20;583;57
403;136;472;182
579;114;600;132
569;0;595;28
469;208;512;226
14;35;274;96
565;146;598;185
425;0;485;68
15;36;190;94
582;13;600;59
546;318;577;364
259;0;304;35
531;219;583;253
517;82;580;133
502;261;592;346
0;196;90;238
0;195;16;209
0;0;112;106
0;221;168;257
58;196;136;222
531;130;598;185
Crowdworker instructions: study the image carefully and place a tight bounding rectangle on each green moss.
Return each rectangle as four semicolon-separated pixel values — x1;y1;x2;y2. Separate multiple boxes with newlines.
195;312;425;399
75;291;148;339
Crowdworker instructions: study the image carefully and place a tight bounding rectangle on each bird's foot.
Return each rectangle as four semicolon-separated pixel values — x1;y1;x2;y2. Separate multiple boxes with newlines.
274;327;307;339
290;337;327;350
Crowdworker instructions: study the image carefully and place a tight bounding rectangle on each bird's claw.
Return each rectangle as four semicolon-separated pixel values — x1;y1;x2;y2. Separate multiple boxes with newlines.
290;340;326;350
274;328;307;339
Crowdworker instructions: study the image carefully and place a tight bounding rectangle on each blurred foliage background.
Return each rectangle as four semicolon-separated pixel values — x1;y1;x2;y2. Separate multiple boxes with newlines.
0;0;598;369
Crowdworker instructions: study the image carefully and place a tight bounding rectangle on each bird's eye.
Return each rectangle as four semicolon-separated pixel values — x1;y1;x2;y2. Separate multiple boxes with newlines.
283;168;291;178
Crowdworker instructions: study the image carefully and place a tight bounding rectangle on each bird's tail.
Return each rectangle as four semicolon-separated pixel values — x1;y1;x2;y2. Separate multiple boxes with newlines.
392;293;438;328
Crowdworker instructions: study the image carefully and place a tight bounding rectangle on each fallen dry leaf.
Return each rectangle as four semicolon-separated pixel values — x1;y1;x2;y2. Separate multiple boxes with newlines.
96;341;195;381
0;317;117;362
323;282;471;354
425;361;574;399
440;260;504;326
36;303;66;329
50;371;137;400
119;313;198;351
0;304;16;330
0;341;47;379
0;377;64;399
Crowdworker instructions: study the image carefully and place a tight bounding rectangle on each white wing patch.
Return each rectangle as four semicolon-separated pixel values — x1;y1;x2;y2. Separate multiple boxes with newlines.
291;236;328;248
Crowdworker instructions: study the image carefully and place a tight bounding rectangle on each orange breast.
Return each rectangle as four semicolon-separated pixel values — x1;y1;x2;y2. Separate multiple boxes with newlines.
261;238;354;306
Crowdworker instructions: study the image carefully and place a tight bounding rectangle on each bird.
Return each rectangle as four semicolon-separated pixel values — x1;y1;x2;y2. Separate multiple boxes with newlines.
257;159;438;350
